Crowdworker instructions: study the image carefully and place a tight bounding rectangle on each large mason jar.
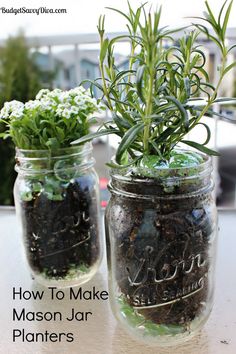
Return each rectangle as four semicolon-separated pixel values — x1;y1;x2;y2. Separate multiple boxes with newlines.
14;143;102;287
105;152;217;345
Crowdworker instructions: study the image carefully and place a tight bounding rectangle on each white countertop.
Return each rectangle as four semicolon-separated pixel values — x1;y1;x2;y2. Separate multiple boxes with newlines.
0;208;235;354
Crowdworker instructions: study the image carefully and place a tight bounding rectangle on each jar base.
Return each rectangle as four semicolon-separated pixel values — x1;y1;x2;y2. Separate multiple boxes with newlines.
115;305;212;347
31;259;102;288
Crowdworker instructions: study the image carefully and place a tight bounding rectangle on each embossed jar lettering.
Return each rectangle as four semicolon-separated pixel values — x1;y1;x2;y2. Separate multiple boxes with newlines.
105;153;217;344
127;246;207;308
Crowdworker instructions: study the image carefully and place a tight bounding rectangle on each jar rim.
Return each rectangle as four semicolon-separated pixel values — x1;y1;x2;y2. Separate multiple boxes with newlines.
15;141;92;154
109;149;213;190
111;149;211;174
15;142;92;160
109;151;213;198
15;142;94;175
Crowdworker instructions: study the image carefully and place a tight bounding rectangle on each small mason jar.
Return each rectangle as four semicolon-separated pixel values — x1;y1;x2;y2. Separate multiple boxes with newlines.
14;143;102;287
105;153;217;345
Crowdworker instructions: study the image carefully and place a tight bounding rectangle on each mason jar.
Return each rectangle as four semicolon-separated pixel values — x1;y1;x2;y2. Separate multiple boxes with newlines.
105;152;217;345
14;143;102;287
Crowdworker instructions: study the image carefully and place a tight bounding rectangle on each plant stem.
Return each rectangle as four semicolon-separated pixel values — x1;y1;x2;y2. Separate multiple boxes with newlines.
127;41;135;94
100;62;113;111
143;68;154;154
98;30;113;111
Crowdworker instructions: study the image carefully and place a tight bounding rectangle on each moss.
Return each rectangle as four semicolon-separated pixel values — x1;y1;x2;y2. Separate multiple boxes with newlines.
140;150;204;170
41;264;90;281
133;150;205;182
118;297;184;336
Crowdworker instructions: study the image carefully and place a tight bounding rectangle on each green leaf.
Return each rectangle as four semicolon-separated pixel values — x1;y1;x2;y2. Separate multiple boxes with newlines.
108;35;137;48
39;119;54;126
223;62;236;76
227;44;236;53
182;140;220;156
134;6;142;32
106;156;141;169
88;117;98;125
184;77;191;98
195;122;211;145
21;191;33;201
192;49;206;69
149;115;164;123
32;182;42;193
106;7;131;23
218;0;228;25
100;38;109;64
162;26;189;38
112;113;132;130
193;24;224;53
205;1;218;29
206;109;234;119
166;96;189;130
153;126;176;144
45;138;60;149
97;15;105;36
136;65;146;103
127;0;135;21
214;97;236;104
197;67;209;81
110;70;136;89
80;79;104;93
56;127;65;141
149;140;163;158
71;129;118;145
222;0;233;39
116;123;144;164
193;106;231;120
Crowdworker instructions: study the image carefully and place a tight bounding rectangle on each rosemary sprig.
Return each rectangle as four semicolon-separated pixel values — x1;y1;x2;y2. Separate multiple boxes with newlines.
73;0;236;165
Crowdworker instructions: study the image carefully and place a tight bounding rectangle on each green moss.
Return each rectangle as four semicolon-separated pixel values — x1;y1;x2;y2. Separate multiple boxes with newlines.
20;175;69;202
134;150;205;182
140;150;203;170
41;263;90;280
118;297;184;336
78;264;90;274
21;191;33;201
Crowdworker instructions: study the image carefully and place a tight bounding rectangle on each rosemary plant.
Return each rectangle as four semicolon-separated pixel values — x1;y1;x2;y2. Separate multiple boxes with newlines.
73;0;236;168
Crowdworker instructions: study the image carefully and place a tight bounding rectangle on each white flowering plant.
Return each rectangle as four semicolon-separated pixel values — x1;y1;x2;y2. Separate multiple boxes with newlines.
0;86;103;150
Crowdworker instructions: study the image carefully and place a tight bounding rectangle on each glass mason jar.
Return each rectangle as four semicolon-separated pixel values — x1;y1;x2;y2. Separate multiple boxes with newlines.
105;153;217;345
14;143;102;287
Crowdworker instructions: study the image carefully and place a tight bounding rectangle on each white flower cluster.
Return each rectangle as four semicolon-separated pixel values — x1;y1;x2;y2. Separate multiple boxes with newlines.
35;86;103;121
0;86;103;121
0;100;24;119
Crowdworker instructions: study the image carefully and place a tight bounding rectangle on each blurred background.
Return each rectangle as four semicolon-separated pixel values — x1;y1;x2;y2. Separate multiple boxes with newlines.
0;0;235;207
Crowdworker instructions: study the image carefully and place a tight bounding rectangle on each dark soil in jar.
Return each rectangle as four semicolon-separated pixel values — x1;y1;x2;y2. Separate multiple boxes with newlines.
107;178;215;328
21;175;100;280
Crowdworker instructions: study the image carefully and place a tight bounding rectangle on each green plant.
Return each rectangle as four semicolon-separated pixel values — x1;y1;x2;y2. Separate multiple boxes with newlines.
0;87;103;150
0;32;44;205
73;0;236;167
0;32;43;106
